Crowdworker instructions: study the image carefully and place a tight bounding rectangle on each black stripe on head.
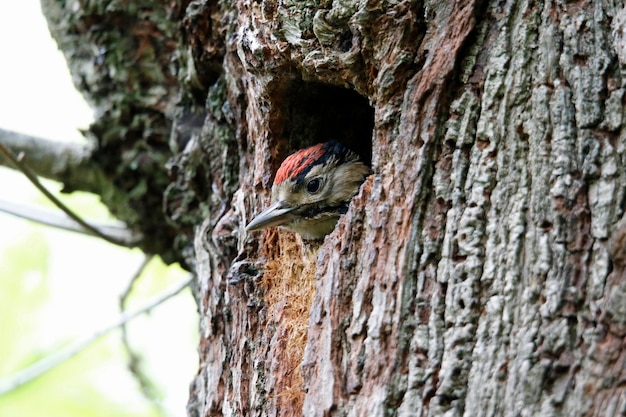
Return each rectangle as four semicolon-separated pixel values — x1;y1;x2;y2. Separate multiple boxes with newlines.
296;201;350;219
291;140;359;186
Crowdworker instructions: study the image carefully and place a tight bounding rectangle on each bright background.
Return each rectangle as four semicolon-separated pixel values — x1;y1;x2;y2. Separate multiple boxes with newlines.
0;1;199;417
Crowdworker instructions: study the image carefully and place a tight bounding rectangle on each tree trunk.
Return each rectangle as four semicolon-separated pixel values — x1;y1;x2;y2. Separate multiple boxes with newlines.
36;0;626;416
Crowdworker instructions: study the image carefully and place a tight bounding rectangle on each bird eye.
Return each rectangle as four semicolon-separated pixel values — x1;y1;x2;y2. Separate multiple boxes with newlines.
306;177;323;194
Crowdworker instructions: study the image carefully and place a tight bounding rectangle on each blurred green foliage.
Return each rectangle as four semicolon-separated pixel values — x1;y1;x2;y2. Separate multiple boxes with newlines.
0;233;160;417
0;234;52;376
0;228;197;417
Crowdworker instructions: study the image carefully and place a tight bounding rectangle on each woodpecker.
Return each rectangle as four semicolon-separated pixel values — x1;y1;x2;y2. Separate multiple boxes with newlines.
246;141;370;240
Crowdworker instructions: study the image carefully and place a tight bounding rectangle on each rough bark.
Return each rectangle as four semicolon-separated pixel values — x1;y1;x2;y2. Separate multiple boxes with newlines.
35;0;626;416
39;0;185;262
191;0;626;415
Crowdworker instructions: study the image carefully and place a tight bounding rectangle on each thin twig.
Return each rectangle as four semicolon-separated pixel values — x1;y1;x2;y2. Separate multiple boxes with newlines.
117;255;166;412
0;143;135;247
0;274;193;396
119;255;154;308
0;199;141;245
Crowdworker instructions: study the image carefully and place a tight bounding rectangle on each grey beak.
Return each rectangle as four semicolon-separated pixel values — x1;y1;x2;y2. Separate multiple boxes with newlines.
246;201;297;232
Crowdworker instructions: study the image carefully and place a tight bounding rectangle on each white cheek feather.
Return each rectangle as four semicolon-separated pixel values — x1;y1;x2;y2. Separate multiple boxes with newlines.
325;161;369;205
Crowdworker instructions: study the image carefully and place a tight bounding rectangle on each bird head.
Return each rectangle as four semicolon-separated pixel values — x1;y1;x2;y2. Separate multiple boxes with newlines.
246;141;370;240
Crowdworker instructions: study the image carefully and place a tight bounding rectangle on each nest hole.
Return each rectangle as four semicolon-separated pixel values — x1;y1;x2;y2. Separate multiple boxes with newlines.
273;80;374;167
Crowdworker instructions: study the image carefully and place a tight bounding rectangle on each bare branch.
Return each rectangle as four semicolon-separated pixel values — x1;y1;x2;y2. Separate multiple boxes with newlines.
0;128;103;193
0;143;138;247
0;199;142;245
0;274;193;396
0;129;142;240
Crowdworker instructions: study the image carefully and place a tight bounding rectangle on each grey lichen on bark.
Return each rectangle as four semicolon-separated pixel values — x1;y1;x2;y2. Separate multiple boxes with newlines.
39;0;186;263
431;2;626;417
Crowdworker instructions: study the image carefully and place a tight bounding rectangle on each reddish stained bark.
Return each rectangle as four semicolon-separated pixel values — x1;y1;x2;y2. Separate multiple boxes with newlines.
302;2;480;413
413;1;478;101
